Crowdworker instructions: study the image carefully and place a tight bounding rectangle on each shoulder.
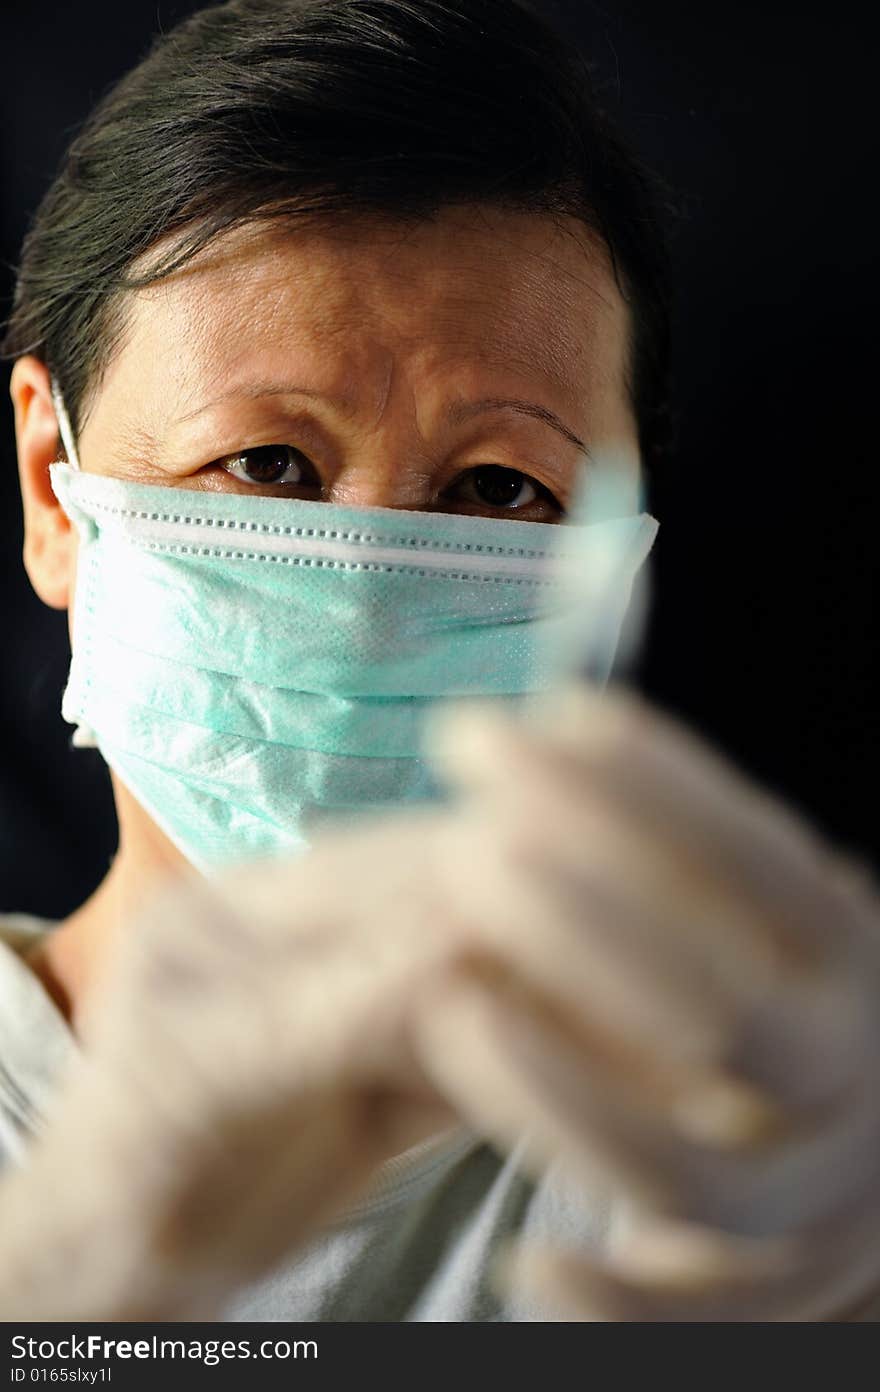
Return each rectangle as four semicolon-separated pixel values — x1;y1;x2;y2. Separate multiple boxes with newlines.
0;915;75;1167
0;912;57;954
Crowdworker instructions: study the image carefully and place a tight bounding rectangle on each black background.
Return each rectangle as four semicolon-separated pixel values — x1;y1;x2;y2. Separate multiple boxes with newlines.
0;1;875;918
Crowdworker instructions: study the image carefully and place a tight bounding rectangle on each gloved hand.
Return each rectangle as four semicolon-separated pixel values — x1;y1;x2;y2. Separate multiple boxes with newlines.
0;812;467;1320
3;682;878;1322
411;683;880;1320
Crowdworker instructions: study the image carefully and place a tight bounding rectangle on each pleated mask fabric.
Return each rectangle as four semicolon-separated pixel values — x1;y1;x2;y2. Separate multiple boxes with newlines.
50;463;658;874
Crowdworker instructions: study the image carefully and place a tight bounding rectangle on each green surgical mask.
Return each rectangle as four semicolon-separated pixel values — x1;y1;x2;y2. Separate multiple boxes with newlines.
49;434;657;874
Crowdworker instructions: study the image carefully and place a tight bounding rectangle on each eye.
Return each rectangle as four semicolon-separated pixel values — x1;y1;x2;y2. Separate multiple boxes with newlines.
450;465;558;512
220;445;311;486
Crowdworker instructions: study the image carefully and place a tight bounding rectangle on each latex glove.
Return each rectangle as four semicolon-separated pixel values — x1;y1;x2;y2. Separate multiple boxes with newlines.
413;683;880;1321
0;815;466;1321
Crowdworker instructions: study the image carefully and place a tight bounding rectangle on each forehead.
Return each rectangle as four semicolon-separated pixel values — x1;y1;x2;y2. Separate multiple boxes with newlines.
90;206;634;442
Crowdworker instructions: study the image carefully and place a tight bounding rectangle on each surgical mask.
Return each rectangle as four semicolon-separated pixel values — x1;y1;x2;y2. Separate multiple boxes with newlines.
49;393;658;875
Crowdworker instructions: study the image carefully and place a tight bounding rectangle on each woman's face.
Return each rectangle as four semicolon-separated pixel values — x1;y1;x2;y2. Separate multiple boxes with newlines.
72;204;642;521
13;202;645;878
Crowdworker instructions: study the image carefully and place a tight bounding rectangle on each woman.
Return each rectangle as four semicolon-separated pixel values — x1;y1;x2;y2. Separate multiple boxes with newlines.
1;0;878;1321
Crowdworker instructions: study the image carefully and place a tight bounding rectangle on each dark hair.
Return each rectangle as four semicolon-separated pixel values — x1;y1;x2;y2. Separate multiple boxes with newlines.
2;0;678;471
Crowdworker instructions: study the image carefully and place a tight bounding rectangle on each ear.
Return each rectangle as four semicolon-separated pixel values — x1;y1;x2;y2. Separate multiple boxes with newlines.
10;356;76;610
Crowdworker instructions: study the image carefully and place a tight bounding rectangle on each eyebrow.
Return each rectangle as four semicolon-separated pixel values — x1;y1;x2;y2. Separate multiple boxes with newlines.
175;383;589;453
446;397;588;454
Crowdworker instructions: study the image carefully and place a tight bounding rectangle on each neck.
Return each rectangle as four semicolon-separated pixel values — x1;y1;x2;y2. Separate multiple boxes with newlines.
24;782;192;1035
24;856;128;1030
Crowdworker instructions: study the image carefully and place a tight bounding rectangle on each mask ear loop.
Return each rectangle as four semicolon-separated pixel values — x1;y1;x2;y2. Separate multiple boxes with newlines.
48;377;99;750
49;378;81;471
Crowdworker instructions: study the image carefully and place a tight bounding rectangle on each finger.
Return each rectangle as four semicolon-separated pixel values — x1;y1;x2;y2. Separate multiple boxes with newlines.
429;685;877;974
412;966;771;1220
494;1237;793;1322
433;801;872;1109
413;967;880;1236
499;1204;880;1323
495;1224;794;1322
90;817;459;1092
